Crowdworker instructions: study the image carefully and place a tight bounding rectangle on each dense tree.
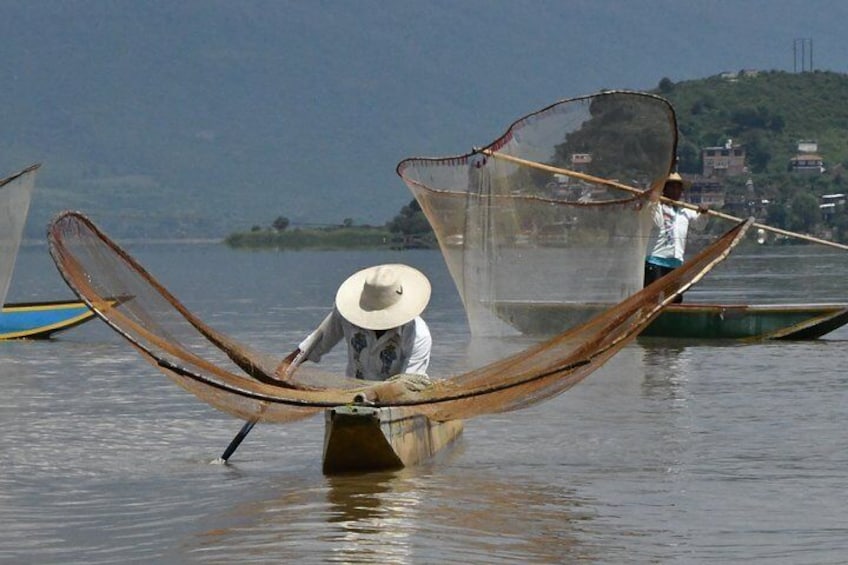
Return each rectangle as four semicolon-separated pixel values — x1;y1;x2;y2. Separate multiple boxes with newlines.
832;207;848;242
676;142;700;173
766;201;788;228
744;132;772;173
788;192;821;232
272;216;290;231
386;199;433;236
769;114;785;132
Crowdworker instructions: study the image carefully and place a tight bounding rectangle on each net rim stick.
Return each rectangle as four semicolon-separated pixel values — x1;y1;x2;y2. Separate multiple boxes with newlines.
479;148;848;252
0;163;40;190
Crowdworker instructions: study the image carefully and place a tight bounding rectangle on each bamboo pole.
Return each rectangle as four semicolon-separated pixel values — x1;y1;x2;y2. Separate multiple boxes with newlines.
480;148;848;251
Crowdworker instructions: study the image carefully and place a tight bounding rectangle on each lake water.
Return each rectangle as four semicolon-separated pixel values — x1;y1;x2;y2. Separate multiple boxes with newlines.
2;242;848;564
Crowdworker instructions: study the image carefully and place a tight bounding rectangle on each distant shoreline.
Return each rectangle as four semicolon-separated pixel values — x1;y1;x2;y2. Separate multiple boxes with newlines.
21;238;223;247
223;226;436;250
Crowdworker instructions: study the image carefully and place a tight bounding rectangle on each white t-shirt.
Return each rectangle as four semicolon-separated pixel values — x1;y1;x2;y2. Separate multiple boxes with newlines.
298;308;431;381
646;202;708;265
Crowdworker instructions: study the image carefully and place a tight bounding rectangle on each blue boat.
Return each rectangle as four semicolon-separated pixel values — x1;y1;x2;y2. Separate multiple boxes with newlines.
0;299;99;340
0;165;100;340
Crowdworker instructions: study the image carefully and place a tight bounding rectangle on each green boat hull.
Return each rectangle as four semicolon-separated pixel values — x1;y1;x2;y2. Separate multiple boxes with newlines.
492;301;848;340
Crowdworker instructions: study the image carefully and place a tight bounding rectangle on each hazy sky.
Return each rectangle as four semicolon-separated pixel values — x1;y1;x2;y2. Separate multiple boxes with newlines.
4;0;848;235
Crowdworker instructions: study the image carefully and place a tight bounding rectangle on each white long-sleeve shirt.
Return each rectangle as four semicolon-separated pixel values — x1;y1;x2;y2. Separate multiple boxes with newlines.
646;203;708;267
298;308;431;381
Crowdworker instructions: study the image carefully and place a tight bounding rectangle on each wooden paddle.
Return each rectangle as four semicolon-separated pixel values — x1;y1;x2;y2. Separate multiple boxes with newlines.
215;348;303;463
217;420;257;463
217;313;334;462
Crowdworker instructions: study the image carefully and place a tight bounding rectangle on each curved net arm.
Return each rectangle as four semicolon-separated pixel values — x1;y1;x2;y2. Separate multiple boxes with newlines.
47;210;750;423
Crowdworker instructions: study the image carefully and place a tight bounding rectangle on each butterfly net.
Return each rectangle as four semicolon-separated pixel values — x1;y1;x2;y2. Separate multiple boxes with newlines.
398;91;848;339
0;164;38;305
48;210;748;423
397;91;678;336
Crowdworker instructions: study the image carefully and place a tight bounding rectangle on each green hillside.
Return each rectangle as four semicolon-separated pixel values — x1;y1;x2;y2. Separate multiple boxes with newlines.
660;70;848;173
654;70;848;240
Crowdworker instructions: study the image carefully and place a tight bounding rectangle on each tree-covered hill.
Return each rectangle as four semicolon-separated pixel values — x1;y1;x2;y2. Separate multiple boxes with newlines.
658;70;848;176
654;70;848;239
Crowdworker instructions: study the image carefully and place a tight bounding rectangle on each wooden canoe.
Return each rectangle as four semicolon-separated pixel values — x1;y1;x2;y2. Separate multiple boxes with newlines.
322;404;464;474
492;300;848;340
0;299;98;340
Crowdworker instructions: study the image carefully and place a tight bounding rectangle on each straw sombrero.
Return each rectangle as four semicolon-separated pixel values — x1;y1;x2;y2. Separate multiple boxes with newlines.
335;264;431;330
665;172;691;188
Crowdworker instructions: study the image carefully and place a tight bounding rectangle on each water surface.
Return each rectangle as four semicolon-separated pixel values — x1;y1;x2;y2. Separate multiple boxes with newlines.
2;243;847;563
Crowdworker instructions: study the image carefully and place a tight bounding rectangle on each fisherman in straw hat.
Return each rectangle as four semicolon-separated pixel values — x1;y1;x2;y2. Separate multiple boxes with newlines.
277;264;432;381
644;172;710;300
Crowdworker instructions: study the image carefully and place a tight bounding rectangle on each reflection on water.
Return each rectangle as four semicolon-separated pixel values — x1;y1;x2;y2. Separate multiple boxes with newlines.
182;463;597;564
641;340;692;400
324;472;422;563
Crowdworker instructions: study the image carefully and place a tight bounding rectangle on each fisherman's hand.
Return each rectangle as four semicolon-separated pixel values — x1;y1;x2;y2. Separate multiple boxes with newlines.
649;186;662;203
698;204;710;214
274;349;301;378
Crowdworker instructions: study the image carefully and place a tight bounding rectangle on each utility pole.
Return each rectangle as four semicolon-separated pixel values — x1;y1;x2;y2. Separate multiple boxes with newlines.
794;38;813;72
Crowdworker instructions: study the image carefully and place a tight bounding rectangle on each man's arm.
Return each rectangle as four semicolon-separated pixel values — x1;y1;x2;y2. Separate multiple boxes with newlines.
401;318;432;376
274;310;341;378
691;204;711;231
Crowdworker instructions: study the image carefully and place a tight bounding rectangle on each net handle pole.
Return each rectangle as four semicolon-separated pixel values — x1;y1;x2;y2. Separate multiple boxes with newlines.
480;148;848;251
217;420;257;463
219;316;331;463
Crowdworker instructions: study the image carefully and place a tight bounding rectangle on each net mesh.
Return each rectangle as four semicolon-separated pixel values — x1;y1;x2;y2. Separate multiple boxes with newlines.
47;210;748;423
398;91;848;338
0;165;38;305
397;91;678;336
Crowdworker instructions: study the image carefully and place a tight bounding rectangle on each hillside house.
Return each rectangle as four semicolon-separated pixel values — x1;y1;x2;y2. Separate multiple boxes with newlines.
571;153;592;169
790;154;825;174
702;140;746;177
687;176;726;208
820;193;846;219
790;139;825;174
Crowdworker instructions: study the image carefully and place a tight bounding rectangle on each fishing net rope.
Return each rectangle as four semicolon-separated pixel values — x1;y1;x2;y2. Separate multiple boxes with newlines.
47;210;749;423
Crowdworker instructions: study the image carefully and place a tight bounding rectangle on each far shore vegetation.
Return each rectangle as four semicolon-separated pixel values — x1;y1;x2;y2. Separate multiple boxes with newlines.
224;199;436;250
